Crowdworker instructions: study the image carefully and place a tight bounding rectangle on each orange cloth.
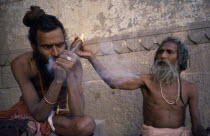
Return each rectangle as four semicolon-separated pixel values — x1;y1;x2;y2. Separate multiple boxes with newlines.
0;101;51;136
142;124;190;136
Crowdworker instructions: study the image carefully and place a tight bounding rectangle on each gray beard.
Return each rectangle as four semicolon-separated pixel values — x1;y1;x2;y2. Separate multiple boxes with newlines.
151;59;179;84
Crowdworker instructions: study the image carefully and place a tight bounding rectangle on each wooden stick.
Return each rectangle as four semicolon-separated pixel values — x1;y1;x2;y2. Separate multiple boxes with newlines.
70;39;83;53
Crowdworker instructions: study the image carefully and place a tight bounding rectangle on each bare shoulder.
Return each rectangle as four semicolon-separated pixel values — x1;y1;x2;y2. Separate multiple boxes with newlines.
139;74;153;81
181;79;197;90
11;51;36;78
181;79;198;97
11;51;33;68
137;74;153;85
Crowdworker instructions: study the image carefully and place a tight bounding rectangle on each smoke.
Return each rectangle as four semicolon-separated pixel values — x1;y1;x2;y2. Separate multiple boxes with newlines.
107;60;138;78
45;39;140;82
96;40;139;79
46;57;56;72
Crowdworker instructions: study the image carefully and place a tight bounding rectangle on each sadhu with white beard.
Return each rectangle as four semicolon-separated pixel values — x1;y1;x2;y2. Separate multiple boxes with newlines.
77;37;207;136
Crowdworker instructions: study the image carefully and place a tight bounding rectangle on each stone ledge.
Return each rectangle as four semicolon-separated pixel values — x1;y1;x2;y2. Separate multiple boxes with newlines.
85;27;210;56
0;21;209;56
85;21;210;44
1;21;210;67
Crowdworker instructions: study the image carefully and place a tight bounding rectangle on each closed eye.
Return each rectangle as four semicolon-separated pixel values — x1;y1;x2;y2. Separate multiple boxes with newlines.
166;50;174;54
56;42;66;48
42;44;53;49
157;50;164;54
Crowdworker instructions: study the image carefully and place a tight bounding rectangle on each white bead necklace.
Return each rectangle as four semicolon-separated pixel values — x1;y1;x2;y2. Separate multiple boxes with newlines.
160;76;180;105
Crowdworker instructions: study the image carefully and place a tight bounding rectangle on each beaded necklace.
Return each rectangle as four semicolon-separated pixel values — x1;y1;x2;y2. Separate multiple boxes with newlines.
160;76;180;105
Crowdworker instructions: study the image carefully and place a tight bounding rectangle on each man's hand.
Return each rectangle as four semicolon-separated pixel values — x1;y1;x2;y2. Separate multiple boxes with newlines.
77;45;93;59
53;60;66;82
71;37;93;59
56;51;78;75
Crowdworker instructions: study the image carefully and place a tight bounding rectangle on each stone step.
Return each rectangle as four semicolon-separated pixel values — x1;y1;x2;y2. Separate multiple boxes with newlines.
94;120;107;136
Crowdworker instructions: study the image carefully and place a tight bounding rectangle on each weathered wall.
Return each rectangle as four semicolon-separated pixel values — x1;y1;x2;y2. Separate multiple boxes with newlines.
0;0;210;136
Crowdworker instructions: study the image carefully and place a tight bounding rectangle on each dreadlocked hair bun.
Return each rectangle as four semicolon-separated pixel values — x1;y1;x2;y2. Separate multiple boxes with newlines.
23;5;45;27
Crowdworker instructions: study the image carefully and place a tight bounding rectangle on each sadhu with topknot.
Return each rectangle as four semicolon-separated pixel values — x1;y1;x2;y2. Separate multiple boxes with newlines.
0;5;95;136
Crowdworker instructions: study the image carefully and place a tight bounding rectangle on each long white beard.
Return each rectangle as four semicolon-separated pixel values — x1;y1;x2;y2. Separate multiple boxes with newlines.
151;59;179;84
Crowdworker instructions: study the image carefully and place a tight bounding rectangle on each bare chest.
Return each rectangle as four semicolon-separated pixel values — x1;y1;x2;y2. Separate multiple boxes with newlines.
142;81;188;109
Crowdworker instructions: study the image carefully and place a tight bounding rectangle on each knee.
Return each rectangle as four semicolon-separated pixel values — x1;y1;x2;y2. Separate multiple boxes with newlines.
76;116;96;136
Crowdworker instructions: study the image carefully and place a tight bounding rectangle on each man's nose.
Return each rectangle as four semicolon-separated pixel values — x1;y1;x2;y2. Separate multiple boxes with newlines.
51;45;59;57
161;51;167;59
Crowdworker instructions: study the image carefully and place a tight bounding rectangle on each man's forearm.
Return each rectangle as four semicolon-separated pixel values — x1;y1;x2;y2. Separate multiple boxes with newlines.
31;79;63;121
67;73;84;117
88;55;116;88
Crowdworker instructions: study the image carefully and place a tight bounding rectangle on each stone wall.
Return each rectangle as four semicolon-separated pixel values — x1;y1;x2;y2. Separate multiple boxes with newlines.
0;0;210;136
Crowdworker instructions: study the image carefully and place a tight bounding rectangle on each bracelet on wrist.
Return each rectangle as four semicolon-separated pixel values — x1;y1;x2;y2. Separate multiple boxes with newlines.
44;95;57;105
